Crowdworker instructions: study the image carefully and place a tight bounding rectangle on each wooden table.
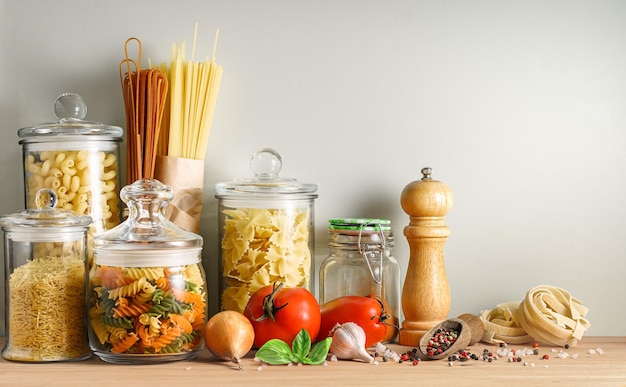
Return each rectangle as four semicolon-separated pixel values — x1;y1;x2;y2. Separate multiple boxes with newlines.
0;337;624;386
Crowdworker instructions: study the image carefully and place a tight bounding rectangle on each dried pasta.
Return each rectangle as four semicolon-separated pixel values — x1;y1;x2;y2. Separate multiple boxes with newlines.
88;264;206;355
24;149;121;265
220;207;311;313
5;254;89;361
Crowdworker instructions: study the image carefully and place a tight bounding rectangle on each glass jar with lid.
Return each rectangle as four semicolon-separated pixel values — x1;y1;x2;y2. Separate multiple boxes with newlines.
1;188;92;362
18;93;123;261
215;148;318;313
87;179;207;364
319;218;401;342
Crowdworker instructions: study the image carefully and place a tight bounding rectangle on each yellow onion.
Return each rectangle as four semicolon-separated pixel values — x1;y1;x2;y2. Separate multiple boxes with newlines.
204;311;255;369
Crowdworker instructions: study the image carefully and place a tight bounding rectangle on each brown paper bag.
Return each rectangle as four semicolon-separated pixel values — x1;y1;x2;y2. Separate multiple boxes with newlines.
154;155;204;234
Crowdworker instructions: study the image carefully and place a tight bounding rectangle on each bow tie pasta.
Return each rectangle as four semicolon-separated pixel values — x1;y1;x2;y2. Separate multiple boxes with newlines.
220;207;311;313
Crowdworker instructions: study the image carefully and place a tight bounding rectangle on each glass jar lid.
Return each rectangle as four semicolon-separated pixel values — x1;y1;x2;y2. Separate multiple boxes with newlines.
0;189;92;238
329;218;391;231
17;93;123;142
215;148;318;198
93;179;202;251
328;218;394;247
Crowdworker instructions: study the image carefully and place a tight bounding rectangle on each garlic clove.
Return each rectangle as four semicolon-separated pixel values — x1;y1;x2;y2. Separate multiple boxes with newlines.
329;322;373;363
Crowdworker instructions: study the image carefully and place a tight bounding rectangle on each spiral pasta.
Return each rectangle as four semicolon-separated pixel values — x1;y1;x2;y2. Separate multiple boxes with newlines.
88;263;206;356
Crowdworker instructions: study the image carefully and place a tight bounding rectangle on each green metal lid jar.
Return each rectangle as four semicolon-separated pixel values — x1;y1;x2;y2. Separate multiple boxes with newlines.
319;217;401;343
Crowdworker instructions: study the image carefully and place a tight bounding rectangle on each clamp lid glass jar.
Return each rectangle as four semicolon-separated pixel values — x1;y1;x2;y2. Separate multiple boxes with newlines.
1;188;92;362
18;93;123;240
215;148;318;313
88;179;207;364
319;218;401;342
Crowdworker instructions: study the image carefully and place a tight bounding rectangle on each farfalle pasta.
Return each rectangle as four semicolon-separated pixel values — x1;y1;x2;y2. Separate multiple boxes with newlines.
88;264;207;357
220;207;312;313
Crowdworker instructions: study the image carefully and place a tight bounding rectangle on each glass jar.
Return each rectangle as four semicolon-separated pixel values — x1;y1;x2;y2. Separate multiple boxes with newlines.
18;93;123;263
88;179;207;364
215;148;318;313
1;189;92;362
319;218;401;342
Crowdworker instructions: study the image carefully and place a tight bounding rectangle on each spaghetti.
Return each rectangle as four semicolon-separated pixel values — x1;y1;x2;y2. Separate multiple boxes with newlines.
164;24;223;160
120;38;169;184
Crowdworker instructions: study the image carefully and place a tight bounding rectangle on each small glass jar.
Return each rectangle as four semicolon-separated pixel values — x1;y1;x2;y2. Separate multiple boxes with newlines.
319;218;401;342
18;93;123;262
88;179;207;364
215;148;318;313
1;189;92;362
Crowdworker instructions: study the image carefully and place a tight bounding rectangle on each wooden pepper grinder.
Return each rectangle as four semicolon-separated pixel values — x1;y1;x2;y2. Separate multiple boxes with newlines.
398;167;454;346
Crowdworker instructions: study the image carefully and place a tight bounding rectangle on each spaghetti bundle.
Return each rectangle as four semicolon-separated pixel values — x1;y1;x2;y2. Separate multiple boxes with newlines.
120;38;169;184
118;26;223;232
152;25;223;233
160;24;223;160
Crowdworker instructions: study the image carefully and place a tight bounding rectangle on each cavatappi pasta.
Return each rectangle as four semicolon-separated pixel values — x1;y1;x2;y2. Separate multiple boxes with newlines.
88;264;207;356
24;149;121;262
5;254;90;362
25;149;120;230
220;207;311;313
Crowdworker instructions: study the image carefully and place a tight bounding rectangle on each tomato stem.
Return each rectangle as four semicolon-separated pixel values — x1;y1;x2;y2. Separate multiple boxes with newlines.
371;297;393;325
247;281;289;322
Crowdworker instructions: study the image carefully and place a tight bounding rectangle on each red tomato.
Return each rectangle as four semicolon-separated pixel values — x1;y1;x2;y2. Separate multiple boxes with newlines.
244;282;321;348
317;295;391;348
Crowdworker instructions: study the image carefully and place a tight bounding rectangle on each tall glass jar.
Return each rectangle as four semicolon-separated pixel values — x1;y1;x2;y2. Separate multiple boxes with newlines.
215;148;318;313
88;179;207;364
1;189;92;362
319;218;401;342
18;93;123;264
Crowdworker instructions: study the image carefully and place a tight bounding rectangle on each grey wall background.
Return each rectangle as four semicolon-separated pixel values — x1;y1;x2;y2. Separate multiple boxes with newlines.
1;0;625;336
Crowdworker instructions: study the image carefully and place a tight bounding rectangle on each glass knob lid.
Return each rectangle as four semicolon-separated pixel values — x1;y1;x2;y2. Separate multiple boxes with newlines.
94;179;202;249
54;93;88;122
250;148;282;178
0;188;92;230
215;148;318;195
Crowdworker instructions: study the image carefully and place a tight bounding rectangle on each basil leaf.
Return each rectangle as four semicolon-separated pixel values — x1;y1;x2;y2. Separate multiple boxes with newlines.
303;337;332;365
291;329;311;362
255;339;296;365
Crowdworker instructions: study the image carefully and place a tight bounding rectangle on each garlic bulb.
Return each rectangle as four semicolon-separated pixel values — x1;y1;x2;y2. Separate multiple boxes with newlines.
329;322;373;363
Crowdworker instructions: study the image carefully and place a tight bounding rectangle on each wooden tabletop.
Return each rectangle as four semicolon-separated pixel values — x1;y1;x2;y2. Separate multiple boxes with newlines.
0;336;624;386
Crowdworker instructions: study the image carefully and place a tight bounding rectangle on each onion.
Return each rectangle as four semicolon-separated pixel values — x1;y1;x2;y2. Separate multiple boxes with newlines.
204;310;255;369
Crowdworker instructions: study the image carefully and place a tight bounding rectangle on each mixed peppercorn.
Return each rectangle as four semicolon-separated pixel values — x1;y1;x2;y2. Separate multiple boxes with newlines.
369;340;590;367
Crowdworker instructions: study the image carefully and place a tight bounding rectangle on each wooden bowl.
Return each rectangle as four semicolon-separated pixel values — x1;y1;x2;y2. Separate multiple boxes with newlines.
419;318;471;360
457;313;485;346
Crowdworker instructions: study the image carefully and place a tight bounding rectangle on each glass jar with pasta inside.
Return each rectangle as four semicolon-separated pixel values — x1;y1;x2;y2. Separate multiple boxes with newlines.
215;148;318;313
88;179;207;364
1;188;93;362
18;93;123;265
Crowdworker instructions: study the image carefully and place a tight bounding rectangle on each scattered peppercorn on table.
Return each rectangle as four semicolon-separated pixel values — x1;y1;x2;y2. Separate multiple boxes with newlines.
0;337;624;386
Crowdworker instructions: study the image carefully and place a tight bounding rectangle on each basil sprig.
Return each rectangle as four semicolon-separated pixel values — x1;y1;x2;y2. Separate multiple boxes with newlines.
256;329;332;365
